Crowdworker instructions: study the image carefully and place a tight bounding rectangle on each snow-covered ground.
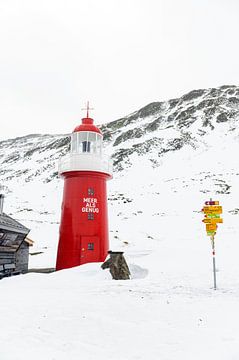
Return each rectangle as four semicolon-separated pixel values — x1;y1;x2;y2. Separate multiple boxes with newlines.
1;139;239;360
2;262;239;360
1;85;239;358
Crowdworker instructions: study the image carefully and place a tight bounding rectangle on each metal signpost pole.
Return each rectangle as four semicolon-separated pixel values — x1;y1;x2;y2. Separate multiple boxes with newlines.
202;200;223;290
211;234;217;290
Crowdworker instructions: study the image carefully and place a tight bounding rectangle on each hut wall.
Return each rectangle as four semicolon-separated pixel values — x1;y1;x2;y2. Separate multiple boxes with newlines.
0;252;15;265
15;240;29;273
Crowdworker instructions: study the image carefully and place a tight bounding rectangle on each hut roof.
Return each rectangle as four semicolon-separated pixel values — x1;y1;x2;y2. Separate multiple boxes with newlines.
0;213;30;235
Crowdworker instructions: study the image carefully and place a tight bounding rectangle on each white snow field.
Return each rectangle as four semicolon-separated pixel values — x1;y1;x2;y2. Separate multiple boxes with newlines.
1;141;239;360
1;85;239;359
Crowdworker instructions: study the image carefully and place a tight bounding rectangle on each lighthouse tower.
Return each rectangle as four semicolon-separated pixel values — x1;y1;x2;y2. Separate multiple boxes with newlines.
56;106;112;271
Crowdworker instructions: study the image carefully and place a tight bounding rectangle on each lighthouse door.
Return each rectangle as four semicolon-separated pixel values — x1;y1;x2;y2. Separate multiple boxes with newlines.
81;236;100;263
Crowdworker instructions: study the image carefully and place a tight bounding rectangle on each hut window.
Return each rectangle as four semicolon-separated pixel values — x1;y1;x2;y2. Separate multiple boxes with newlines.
0;232;5;245
1;233;18;246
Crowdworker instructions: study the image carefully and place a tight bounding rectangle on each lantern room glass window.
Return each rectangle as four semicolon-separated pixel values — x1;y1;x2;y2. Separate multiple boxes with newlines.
71;132;102;155
82;141;90;153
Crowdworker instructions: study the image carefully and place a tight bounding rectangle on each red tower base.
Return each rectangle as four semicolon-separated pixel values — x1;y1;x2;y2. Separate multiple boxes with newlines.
56;171;111;270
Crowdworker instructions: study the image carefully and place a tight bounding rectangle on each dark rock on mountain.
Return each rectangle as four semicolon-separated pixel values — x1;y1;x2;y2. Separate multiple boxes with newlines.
181;89;205;102
216;113;228;123
113;128;144;146
0;85;239;183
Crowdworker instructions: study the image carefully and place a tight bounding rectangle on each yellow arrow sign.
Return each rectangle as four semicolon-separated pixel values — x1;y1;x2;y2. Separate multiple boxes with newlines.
202;218;223;224
203;206;222;212
203;209;222;215
206;223;217;232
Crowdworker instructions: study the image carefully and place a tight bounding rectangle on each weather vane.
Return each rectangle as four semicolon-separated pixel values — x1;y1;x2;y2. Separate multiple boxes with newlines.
81;101;94;118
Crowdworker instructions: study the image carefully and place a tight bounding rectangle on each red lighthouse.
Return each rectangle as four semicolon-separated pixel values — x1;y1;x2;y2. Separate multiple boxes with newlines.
56;107;112;270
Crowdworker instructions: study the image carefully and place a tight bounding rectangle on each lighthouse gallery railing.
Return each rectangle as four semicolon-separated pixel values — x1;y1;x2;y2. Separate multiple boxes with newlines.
58;153;113;176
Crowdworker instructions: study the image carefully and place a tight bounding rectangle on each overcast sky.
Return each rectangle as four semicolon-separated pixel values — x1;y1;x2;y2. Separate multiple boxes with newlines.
0;0;239;139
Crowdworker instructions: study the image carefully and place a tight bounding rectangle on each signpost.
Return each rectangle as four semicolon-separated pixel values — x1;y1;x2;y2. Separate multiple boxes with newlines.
202;200;223;290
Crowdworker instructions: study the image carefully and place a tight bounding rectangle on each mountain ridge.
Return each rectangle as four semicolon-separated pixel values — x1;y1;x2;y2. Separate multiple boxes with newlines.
0;84;239;265
1;84;238;181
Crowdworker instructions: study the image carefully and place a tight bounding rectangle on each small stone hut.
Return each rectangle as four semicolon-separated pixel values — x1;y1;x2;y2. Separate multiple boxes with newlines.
0;196;32;275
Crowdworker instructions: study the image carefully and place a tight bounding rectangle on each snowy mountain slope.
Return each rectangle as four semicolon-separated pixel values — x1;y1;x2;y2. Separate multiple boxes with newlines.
0;85;238;266
1;85;239;359
102;84;239;171
1;84;239;186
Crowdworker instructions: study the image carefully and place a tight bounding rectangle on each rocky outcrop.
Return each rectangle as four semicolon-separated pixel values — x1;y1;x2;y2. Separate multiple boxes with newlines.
103;85;239;170
1;85;239;181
